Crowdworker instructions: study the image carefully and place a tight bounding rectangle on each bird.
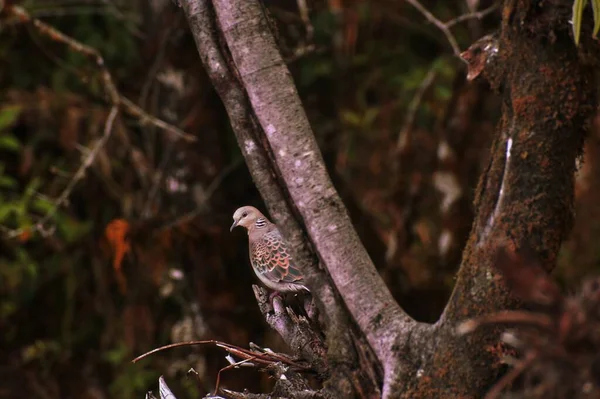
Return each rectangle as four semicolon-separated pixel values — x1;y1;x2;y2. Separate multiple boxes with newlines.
230;206;309;294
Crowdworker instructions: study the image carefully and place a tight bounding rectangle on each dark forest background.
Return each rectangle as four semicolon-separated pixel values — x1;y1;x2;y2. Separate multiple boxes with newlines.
1;0;599;397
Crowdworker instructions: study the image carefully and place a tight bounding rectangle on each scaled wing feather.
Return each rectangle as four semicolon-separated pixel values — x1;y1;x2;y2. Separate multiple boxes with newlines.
251;229;303;283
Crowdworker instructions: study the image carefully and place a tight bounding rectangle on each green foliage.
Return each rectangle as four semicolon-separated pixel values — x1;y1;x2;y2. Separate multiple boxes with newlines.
106;345;161;399
572;0;600;45
0;178;39;230
0;6;148;397
21;339;61;363
0;105;22;130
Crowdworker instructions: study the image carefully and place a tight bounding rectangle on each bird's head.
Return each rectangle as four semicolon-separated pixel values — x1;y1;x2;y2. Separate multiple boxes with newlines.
230;206;263;232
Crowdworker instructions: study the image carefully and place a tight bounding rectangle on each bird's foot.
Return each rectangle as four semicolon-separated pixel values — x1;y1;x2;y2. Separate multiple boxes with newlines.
269;290;283;303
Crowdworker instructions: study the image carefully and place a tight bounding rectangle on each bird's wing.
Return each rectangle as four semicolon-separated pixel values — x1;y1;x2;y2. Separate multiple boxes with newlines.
251;229;304;283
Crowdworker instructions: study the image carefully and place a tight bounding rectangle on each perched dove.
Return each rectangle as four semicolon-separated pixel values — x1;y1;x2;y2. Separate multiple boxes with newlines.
230;206;309;293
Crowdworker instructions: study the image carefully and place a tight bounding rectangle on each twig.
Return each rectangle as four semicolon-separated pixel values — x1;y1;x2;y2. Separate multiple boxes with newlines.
445;3;500;28
484;352;537;399
404;1;499;58
395;66;437;153
138;23;176;108
29;6;118;19
134;339;310;394
157;159;242;231
405;0;462;56
456;311;555;336
5;107;119;239
296;0;313;40
131;339;309;371
5;5;195;142
214;357;258;396
119;97;193;142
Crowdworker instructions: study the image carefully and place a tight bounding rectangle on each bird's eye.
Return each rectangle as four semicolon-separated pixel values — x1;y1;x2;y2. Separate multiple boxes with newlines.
242;212;248;217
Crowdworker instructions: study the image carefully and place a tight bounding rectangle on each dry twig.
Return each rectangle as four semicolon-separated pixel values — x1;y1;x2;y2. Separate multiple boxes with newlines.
133;339;312;397
405;1;499;57
157;159;243;231
395;65;437;153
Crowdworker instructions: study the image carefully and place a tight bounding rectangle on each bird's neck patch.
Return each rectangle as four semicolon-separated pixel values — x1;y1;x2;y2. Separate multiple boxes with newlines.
255;217;267;229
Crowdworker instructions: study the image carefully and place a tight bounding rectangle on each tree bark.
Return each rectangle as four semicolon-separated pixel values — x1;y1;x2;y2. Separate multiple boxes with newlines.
401;1;597;395
182;0;599;397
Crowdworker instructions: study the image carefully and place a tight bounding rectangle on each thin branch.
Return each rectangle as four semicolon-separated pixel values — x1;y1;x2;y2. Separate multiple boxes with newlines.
445;3;500;28
404;1;499;58
456;311;555;335
118;97;193;141
214;356;258;396
296;0;313;40
29;6;118;19
4;107;119;239
484;352;537;399
138;23;176;108
158;159;243;231
395;65;437;153
5;5;195;142
405;0;462;57
132;337;312;393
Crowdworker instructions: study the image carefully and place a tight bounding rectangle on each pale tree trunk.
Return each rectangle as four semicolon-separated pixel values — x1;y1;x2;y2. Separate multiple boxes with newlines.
180;0;598;397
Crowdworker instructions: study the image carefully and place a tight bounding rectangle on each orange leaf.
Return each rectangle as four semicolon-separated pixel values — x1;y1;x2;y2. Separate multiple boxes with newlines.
105;219;130;293
17;228;32;243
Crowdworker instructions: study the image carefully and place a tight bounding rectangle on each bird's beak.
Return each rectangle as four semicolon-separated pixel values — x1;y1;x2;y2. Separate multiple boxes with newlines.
230;220;238;232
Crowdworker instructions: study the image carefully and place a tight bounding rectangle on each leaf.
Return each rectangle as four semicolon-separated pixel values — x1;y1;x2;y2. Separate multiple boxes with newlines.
592;0;600;37
105;219;131;293
340;110;362;126
0;175;18;189
22;178;41;203
0;134;22;152
0;202;19;223
32;197;54;213
56;214;92;243
0;105;21;131
362;107;380;128
572;0;588;46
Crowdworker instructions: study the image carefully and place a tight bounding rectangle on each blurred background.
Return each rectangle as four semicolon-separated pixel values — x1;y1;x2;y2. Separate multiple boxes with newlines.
0;0;598;397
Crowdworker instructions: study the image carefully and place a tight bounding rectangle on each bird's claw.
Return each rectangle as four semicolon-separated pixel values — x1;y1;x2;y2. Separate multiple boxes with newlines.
269;291;283;303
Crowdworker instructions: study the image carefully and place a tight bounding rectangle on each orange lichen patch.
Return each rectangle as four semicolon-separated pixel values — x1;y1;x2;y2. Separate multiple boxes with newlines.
512;95;537;117
105;218;130;293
